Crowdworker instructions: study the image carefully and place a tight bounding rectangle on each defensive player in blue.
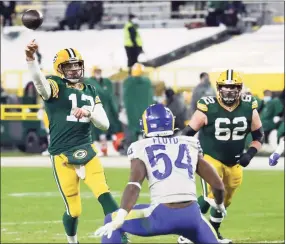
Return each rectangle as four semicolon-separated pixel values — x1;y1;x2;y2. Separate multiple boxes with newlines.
95;104;227;243
269;137;284;166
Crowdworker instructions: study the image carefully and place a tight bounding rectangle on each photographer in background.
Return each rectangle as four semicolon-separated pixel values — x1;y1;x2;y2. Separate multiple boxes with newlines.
78;1;103;29
165;88;188;131
190;72;216;116
58;1;82;30
0;1;16;27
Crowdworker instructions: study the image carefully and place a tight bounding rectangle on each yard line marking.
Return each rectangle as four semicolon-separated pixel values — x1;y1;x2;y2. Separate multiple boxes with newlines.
8;191;150;198
2;219;103;226
237;240;284;243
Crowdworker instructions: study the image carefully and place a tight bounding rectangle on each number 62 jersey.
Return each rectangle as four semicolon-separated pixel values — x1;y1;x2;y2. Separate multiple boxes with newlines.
197;95;258;166
44;75;100;155
127;136;202;205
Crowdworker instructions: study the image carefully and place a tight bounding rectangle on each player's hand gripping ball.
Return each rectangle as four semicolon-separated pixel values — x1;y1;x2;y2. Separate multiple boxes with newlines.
22;9;43;30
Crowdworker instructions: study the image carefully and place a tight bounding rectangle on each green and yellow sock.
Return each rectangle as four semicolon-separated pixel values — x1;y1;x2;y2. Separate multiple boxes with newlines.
198;195;210;214
63;211;78;243
98;192;119;215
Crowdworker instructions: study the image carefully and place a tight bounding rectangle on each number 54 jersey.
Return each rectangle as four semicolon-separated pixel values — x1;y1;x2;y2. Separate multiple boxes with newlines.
127;136;202;204
197;95;258;166
44;76;100;155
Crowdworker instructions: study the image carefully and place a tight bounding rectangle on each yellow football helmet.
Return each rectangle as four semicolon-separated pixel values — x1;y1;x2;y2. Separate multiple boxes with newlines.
216;69;243;106
53;48;84;83
91;65;102;72
131;63;145;77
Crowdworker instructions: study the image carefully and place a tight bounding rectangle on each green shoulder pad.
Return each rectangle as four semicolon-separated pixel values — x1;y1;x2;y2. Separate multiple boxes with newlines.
197;96;217;113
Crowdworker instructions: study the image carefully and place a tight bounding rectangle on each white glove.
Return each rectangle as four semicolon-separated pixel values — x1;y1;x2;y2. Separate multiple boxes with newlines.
273;116;281;123
204;197;227;217
94;209;127;239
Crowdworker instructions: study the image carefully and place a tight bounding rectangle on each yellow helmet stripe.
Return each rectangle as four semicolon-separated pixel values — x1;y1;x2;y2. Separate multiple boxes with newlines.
227;69;233;80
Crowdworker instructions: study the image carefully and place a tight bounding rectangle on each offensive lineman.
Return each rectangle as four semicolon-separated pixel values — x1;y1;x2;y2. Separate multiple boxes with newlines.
180;70;264;243
25;40;128;244
95;104;226;243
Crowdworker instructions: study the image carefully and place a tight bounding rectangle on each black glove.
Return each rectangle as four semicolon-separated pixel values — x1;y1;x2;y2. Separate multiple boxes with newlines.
237;147;257;167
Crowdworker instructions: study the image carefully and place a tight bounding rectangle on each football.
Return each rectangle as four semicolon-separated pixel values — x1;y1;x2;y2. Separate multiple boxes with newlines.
22;9;43;30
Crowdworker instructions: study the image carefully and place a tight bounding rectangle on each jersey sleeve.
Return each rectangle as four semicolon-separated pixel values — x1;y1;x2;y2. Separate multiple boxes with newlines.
196;97;210;114
127;141;144;161
89;84;102;105
197;99;208;114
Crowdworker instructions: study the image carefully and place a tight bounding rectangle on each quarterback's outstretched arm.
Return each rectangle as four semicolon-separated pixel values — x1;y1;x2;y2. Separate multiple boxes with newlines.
26;40;51;100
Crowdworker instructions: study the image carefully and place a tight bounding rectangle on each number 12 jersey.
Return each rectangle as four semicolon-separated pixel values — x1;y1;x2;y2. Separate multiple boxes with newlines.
44;76;101;155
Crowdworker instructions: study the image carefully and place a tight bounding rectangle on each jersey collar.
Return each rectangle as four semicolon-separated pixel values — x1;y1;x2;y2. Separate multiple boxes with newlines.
66;82;85;90
217;96;241;112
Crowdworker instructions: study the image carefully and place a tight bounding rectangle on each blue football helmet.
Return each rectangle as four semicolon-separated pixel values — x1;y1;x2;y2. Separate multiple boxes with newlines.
140;104;175;137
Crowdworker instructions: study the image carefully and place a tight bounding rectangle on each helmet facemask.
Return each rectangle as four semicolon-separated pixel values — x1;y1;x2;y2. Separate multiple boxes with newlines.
59;60;84;83
218;84;242;106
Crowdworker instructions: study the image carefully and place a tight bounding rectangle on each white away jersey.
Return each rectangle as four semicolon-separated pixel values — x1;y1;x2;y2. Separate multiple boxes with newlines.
127;136;202;204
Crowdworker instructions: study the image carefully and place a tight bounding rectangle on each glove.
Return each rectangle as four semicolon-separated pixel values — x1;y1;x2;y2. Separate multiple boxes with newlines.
269;152;280;166
237;147;257;167
94;209;127;239
237;153;252;167
273;116;281;124
204;197;227;217
215;203;227;217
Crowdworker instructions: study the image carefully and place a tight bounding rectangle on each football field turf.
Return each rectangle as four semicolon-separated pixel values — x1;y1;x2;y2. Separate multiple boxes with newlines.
1;167;284;243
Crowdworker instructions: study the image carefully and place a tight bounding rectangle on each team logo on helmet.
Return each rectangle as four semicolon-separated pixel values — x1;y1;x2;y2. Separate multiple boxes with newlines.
73;149;87;159
53;54;58;63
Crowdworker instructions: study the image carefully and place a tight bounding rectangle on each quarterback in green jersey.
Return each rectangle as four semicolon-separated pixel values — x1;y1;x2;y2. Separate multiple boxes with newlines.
25;40;128;244
179;69;264;243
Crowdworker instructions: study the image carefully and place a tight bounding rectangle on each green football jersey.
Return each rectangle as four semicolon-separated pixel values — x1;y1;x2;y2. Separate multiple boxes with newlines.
44;76;101;155
197;95;258;166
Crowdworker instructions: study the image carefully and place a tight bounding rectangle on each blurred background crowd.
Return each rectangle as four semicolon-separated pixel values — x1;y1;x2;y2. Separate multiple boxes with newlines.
1;0;284;157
